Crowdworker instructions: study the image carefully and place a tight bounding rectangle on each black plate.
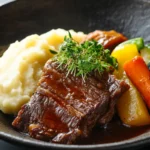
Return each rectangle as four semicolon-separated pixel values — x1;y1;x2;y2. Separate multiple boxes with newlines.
1;0;150;149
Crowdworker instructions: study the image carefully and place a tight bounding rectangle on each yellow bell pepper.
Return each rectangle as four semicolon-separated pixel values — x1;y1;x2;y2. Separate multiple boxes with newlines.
112;44;139;78
111;44;150;126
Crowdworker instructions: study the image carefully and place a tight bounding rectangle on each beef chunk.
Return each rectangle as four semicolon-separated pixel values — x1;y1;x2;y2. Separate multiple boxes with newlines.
12;60;129;144
84;30;127;51
98;75;129;125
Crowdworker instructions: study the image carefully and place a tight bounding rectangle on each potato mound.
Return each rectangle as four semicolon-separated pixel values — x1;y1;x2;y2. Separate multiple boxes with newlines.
0;29;86;114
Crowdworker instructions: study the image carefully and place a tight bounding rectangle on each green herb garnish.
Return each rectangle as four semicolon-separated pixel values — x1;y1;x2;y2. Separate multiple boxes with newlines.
53;32;118;79
50;49;58;54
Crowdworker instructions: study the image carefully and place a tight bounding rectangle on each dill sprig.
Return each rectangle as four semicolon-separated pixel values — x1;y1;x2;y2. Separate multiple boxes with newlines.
53;32;118;79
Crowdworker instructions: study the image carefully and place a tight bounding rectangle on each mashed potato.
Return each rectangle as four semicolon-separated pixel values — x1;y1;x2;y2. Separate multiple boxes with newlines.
0;29;86;114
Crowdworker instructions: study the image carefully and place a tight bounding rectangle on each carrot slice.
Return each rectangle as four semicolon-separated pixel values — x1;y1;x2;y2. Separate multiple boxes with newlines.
124;56;150;109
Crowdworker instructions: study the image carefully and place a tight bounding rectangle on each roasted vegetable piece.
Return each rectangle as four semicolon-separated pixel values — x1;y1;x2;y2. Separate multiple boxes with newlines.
112;44;150;126
124;56;150;109
145;44;150;49
140;46;150;68
117;38;144;51
112;44;140;78
83;30;127;51
117;78;150;126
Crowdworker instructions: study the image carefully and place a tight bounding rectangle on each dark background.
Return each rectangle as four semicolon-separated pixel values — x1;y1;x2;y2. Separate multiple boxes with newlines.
0;140;29;150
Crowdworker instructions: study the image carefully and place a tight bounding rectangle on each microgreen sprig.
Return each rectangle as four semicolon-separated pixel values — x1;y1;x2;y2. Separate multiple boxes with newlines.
53;32;118;79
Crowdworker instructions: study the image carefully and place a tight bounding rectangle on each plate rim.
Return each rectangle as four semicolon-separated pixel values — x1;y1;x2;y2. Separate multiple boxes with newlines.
1;130;150;149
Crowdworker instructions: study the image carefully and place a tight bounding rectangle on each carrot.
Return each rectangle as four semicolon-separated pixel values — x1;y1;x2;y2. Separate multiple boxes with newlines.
124;56;150;109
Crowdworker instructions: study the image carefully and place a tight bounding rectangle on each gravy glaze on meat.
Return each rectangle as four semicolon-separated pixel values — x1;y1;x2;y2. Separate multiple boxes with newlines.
12;60;129;144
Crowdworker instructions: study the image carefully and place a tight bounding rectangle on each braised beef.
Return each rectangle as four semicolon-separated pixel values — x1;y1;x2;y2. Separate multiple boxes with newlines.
84;30;127;51
12;60;129;144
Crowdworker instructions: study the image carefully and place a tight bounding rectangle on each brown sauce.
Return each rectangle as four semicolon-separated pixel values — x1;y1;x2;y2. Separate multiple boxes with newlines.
76;116;150;145
6;112;150;145
8;113;150;145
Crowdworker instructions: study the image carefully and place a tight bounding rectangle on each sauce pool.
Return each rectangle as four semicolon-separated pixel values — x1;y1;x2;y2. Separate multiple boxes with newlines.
76;116;150;145
5;108;150;144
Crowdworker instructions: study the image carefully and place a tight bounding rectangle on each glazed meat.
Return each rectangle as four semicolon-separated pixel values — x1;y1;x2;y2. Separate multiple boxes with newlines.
12;60;129;144
84;30;127;51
